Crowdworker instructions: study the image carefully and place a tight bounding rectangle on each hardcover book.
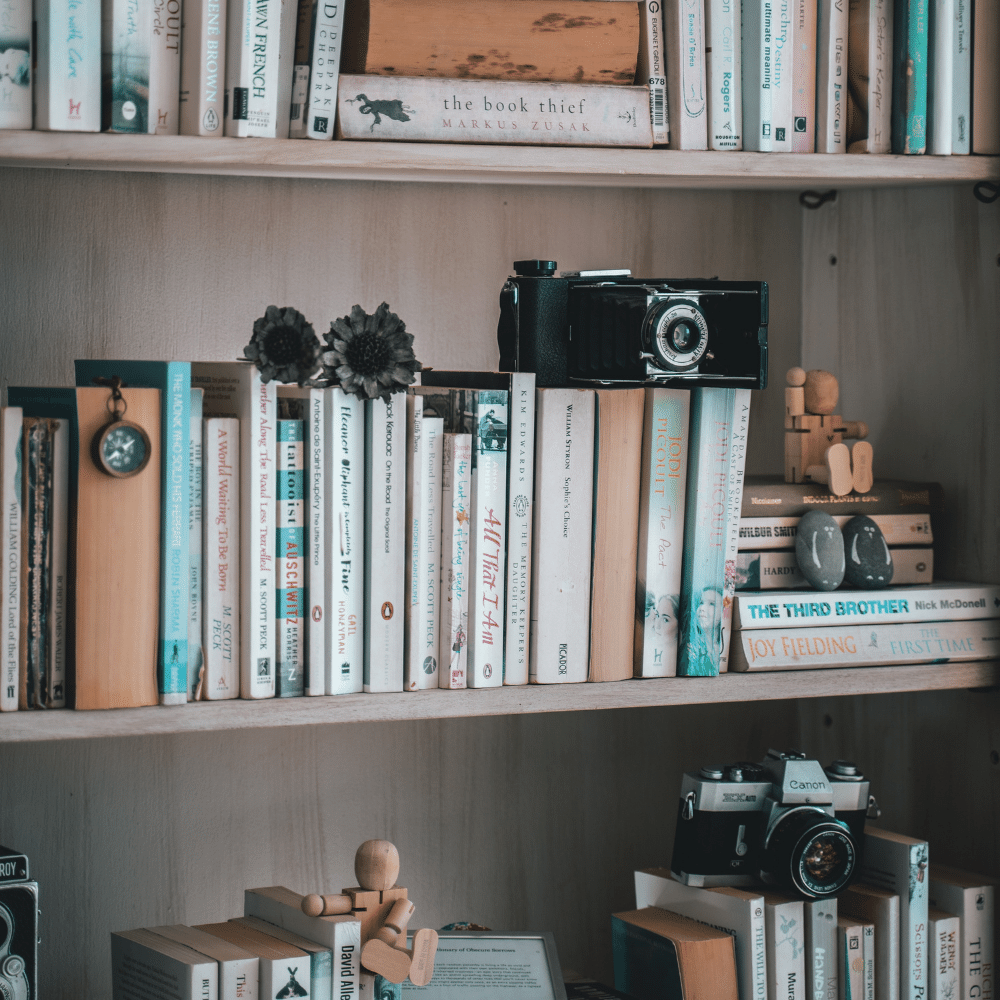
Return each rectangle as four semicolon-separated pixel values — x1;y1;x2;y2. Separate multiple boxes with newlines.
148;924;259;1000
705;0;741;147
530;387;595;684
839;883;900;1000
336;75;654;147
846;0;894;152
663;0;709;149
0;0;31;128
816;0;849;151
179;0;227;134
891;0;929;152
191;362;276;700
738;512;932;550
970;0;999;152
637;0;669;144
188;388;204;700
276;411;305;698
75;360;192;705
736;547;933;590
111;928;219;1000
34;0;101;130
0;408;20;712
718;389;750;672
741;477;944;518
438;431;472;689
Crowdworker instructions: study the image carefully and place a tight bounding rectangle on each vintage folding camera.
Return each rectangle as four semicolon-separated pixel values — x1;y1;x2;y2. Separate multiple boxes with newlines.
0;846;37;1000
670;750;879;899
496;259;768;389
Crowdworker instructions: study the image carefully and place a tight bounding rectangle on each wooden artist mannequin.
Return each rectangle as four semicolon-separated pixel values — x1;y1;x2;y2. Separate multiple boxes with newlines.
784;367;874;496
302;840;438;987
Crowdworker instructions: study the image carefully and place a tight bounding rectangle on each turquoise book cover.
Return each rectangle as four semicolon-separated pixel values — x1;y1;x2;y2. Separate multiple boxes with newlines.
891;0;928;153
276;417;305;698
74;360;191;702
677;387;736;677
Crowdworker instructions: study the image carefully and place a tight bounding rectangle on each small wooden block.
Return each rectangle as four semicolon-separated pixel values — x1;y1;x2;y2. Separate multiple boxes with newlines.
408;928;438;987
362;937;412;984
343;887;382;909
824;443;853;496
851;441;874;494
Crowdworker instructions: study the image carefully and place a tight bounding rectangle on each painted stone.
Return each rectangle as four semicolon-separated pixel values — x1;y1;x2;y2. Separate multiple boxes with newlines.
843;515;894;589
795;509;845;591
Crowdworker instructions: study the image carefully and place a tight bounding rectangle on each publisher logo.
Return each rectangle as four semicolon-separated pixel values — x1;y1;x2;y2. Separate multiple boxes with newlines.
381;602;394;620
762;123;771;137
313;116;329;134
122;100;137;121
483;663;493;679
312;605;322;622
257;657;271;677
513;494;528;518
233;87;249;121
775;127;786;141
423;656;436;675
204;108;220;132
794;117;807;132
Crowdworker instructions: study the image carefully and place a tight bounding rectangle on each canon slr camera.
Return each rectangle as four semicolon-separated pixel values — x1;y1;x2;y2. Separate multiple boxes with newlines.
496;260;768;389
670;750;880;899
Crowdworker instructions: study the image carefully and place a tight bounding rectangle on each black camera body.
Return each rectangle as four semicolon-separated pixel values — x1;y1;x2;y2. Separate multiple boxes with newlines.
497;260;768;389
670;751;877;899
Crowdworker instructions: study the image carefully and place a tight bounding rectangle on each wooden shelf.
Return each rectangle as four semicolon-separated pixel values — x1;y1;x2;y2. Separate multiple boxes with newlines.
1;131;998;188
1;660;996;743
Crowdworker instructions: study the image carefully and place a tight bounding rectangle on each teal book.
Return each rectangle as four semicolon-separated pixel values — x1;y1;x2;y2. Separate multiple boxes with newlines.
276;415;305;698
74;360;191;704
891;0;929;152
677;387;736;677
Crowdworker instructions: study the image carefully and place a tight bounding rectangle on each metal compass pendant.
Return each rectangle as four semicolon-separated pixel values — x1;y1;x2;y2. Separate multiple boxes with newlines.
91;376;152;479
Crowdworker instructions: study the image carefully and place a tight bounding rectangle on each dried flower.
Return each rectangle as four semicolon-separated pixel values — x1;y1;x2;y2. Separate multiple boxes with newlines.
320;302;421;401
243;306;321;385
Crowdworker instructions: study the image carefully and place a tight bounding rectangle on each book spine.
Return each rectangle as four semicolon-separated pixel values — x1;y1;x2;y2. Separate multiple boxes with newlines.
837;921;866;1000
504;371;535;686
336;76;655;146
739;512;933;550
816;0;849;151
438;432;471;690
678;388;734;677
705;0;741;147
848;0;893;152
34;0;101;130
148;0;181;132
529;388;595;685
736;546;932;590
288;0;313;138
863;923;875;1000
791;0;816;149
970;0;999;152
179;0;227;134
203;418;240;700
468;390;508;688
47;416;68;707
770;0;794;149
404;393;424;686
950;0;970;152
928;913;959;1000
102;0;151;132
0;409;21;712
732;617;1000;670
326;388;363;695
928;880;993;1000
927;0;954;153
767;899;806;1000
634;388;690;678
638;0;669;144
301;390;325;696
740;0;773;149
741;479;943;518
0;0;32;128
276;418;305;698
804;897;838;1000
305;0;345;139
718;388;750;672
363;395;404;692
891;0;929;152
188;389;204;700
111;932;218;1000
664;0;709;148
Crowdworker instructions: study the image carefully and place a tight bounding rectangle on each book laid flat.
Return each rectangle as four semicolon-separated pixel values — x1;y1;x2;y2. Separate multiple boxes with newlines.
741;477;944;517
738;544;932;589
336;76;654;147
75;387;160;710
739;512;932;549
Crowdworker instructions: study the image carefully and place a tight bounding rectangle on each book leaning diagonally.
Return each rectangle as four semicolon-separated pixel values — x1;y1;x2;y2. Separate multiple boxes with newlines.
336;76;654;147
0;408;21;712
191;363;276;699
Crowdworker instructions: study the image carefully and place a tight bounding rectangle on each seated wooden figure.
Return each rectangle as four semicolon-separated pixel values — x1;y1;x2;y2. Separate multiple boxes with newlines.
784;367;874;496
301;840;438;988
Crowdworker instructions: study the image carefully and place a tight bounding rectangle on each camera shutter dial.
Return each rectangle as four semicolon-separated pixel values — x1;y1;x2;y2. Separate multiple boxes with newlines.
646;300;710;372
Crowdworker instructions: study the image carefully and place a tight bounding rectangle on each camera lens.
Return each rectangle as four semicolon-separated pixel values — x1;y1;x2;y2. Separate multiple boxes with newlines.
761;807;857;898
670;319;698;351
645;300;710;372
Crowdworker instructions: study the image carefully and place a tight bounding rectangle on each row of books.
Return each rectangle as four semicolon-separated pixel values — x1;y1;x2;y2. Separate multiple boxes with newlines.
625;835;995;1000
4;0;999;153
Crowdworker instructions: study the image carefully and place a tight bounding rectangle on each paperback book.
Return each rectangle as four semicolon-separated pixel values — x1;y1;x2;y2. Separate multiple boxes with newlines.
147;924;258;1000
927;0;954;153
0;0;31;129
233;916;332;1000
762;891;805;1000
949;0;970;153
705;0;741;147
839;882;900;1000
927;908;960;1000
47;416;68;707
276;412;305;698
663;0;708;149
802;895;838;1000
637;0;669;144
188;389;204;700
34;0;101;130
791;0;816;150
816;0;848;151
196;921;308;999
111;928;219;1000
738;512;932;550
718;389;750;672
735;547;933;590
836;916;868;1000
847;0;893;152
438;431;472;690
0;408;21;712
179;0;227;134
891;0;929;152
292;0;346;138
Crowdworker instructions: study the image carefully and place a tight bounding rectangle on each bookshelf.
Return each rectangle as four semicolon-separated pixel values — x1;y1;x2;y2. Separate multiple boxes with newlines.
0;135;997;998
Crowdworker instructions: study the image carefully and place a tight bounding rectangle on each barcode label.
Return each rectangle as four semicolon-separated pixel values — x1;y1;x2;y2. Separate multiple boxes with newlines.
651;89;665;127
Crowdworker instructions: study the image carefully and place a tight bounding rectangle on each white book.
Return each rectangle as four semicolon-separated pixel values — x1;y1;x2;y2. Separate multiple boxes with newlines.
950;0;970;152
929;865;996;1000
179;0;227;134
288;61;310;137
802;896;838;1000
301;0;345;139
741;0;775;149
763;892;805;1000
846;0;894;152
529;387;595;685
279;386;326;696
816;0;849;151
188;388;204;701
0;0;31;128
405;392;424;685
927;909;959;1000
191;362;276;699
770;0;794;149
927;0;954;153
233;917;332;1000
224;0;297;137
112;928;219;1000
736;543;933;585
739;512;931;550
47;415;68;708
34;0;101;130
196;922;308;1000
147;924;258;1000
102;0;181;133
836;917;867;1000
791;0;817;150
363;394;404;692
276;412;305;698
664;0;709;148
706;0;742;147
634;388;690;678
438;432;472;690
325;387;364;695
0;407;21;712
467;390;508;688
860;828;929;1000
840;883;900;1000
202;417;240;701
637;0;669;144
244;886;360;1000
635;869;767;1000
718;389;750;672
